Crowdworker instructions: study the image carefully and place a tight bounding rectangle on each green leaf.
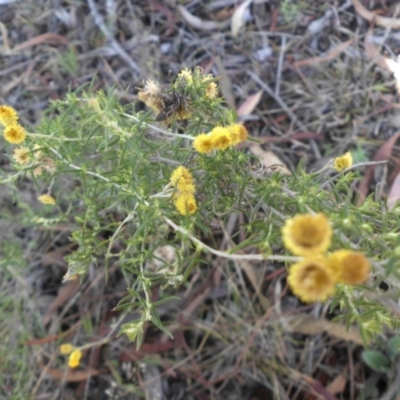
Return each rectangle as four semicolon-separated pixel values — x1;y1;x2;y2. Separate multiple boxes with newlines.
362;351;391;373
388;336;400;361
150;311;173;339
112;301;141;311
152;296;181;307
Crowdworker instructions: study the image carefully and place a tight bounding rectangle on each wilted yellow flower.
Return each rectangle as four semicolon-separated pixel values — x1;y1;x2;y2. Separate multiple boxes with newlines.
60;343;74;355
210;126;232;150
68;349;82;369
177;68;193;83
41;157;56;174
282;213;332;256
4;125;26;144
334;152;352;172
327;250;370;285
170;166;194;189
38;194;56;205
287;257;336;303
193;133;215;153
33;166;44;177
174;193;197;215
13;147;31;165
227;124;248;145
0;105;18;126
138;79;164;114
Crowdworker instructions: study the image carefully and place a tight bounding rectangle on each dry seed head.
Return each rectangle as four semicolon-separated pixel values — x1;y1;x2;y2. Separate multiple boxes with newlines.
13;147;31;165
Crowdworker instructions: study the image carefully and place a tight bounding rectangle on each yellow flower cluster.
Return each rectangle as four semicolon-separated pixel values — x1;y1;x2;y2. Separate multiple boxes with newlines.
193;124;248;154
282;213;370;303
170;166;197;215
0;105;27;144
59;343;83;369
333;152;353;172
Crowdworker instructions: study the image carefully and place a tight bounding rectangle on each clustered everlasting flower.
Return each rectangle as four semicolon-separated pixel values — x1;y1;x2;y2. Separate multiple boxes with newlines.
282;213;370;303
4;124;27;144
333;152;353;172
193;124;248;154
170;166;197;215
0;105;27;144
0;105;18;126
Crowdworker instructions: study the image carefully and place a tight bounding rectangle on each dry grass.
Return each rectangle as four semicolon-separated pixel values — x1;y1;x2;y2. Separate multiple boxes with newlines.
1;0;400;398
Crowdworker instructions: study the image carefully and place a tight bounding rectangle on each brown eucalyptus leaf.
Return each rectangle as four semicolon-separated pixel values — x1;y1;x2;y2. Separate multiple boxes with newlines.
231;0;253;37
237;90;262;116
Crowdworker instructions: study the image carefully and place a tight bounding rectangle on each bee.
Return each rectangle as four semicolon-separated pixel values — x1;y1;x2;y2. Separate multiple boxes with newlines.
138;79;192;124
155;85;191;122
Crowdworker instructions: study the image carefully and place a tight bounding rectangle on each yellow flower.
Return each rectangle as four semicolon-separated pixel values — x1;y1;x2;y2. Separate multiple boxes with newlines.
0;105;18;126
174;193;197;215
68;349;82;369
170;166;194;189
287;257;336;303
33;166;44;177
38;194;56;205
201;74;218;99
4;125;26;144
327;250;370;285
193;133;215;153
13;147;31;165
177;68;193;83
282;213;332;256
180;183;196;194
333;152;352;172
227;124;248;145
210;126;232;150
205;83;218;99
60;343;74;355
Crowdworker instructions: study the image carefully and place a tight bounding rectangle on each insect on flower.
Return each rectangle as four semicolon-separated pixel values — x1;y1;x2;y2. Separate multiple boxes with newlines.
155;84;191;122
138;76;192;124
